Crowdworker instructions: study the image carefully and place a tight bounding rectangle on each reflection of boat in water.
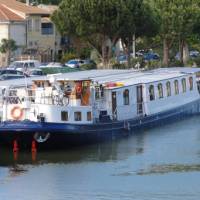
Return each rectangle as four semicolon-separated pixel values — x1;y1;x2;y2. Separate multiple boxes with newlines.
0;68;200;150
0;133;145;166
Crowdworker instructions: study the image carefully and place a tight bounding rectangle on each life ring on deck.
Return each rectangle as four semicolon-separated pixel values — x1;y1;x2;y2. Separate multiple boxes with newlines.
11;106;23;120
34;132;50;143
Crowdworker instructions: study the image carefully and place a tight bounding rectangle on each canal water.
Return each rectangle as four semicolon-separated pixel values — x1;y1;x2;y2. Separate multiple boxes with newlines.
0;116;200;200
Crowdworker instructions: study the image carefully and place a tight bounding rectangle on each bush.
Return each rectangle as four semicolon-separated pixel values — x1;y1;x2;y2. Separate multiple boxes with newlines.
130;57;145;68
81;62;97;70
41;67;79;75
79;47;92;59
112;63;128;69
61;52;77;63
191;57;200;67
145;60;162;69
169;59;184;67
90;49;101;64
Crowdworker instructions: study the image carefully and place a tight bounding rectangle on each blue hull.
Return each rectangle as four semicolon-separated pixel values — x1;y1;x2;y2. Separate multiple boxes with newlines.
0;99;200;149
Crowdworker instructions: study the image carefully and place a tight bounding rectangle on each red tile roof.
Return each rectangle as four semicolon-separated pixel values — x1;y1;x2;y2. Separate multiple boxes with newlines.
0;0;50;15
0;4;24;21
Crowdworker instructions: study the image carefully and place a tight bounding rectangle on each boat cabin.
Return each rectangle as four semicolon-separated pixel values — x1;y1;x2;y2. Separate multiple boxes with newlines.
2;68;200;124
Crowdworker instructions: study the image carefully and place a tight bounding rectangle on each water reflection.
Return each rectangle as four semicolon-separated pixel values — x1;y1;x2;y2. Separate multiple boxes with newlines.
0;133;146;167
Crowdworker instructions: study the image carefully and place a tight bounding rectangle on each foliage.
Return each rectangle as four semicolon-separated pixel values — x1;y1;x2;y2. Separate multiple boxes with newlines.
144;60;162;69
189;57;200;67
80;63;97;70
169;59;184;67
112;63;128;69
61;52;77;63
41;67;79;74
0;39;17;54
154;0;200;65
79;47;92;59
52;0;159;68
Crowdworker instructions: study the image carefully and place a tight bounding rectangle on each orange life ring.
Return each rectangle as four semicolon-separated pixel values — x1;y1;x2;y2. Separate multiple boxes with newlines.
11;106;23;120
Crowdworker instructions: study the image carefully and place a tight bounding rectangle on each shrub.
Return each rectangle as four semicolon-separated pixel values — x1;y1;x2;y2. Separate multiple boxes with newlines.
81;63;97;70
145;60;162;69
169;59;184;67
191;57;200;67
41;67;79;75
61;52;77;63
79;47;92;59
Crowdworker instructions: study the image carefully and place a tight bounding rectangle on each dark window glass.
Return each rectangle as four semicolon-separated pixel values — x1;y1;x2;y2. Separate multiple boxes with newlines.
189;77;193;90
166;81;171;96
174;80;179;95
149;85;155;100
61;111;68;121
123;89;129;105
157;83;163;98
87;112;92;121
74;112;81;121
182;78;186;93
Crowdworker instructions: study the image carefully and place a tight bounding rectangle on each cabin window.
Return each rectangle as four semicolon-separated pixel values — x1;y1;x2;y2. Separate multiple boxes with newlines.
74;112;82;121
174;80;179;95
166;81;171;97
182;78;186;93
61;111;68;121
123;89;129;105
189;77;193;90
87;112;92;121
149;85;155;101
157;83;163;98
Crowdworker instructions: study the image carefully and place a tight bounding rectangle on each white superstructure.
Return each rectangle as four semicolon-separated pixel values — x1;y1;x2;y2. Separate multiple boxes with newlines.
1;68;200;124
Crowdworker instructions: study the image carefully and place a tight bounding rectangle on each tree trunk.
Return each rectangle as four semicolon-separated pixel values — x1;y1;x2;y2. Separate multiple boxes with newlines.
132;34;136;58
127;37;132;68
163;38;169;66
179;39;184;66
183;40;189;66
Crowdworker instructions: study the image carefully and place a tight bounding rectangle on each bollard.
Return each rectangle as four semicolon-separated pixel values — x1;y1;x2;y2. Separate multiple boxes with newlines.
31;140;37;153
13;140;19;152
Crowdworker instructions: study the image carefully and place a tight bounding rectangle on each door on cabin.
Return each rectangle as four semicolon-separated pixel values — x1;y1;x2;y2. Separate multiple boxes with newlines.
112;91;117;120
137;85;143;115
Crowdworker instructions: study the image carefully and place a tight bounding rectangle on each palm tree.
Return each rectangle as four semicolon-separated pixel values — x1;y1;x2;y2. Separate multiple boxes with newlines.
0;39;17;66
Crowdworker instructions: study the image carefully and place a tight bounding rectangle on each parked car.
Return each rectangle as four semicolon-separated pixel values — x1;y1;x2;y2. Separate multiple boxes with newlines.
8;60;41;72
0;69;29;80
29;69;44;76
65;59;84;68
143;53;160;61
116;55;128;64
42;62;64;68
81;59;97;69
175;50;200;60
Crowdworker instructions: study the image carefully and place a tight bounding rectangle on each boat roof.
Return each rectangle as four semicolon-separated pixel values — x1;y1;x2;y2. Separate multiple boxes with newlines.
49;67;200;86
0;67;199;88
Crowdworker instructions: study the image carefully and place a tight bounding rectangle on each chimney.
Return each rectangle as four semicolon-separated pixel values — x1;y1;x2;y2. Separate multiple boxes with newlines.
26;0;30;6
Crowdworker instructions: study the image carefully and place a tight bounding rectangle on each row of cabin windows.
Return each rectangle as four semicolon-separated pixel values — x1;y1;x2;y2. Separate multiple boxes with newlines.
61;111;92;121
149;77;193;101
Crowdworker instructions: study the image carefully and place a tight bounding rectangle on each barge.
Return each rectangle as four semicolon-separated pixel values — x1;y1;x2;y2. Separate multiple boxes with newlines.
0;68;200;149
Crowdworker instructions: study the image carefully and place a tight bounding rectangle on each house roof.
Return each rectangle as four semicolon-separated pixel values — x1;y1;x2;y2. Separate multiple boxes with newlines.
0;0;50;15
0;4;24;21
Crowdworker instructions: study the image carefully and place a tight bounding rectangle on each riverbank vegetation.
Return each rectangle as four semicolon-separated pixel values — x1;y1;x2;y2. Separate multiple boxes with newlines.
51;0;200;69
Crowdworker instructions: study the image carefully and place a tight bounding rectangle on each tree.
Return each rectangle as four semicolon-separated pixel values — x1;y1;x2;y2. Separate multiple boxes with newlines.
119;1;159;65
174;0;200;65
0;39;17;66
155;0;200;66
52;0;158;68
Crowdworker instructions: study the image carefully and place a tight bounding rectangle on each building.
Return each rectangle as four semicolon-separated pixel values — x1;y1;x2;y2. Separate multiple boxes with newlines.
0;0;62;66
